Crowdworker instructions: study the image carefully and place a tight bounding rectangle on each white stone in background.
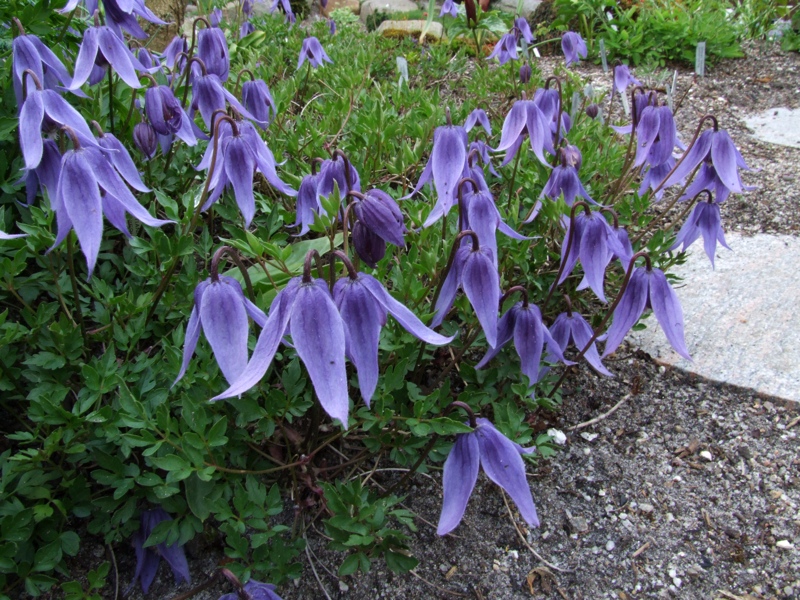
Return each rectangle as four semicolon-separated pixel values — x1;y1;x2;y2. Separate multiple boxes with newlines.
744;107;800;149
626;233;800;403
495;0;542;17
360;0;419;23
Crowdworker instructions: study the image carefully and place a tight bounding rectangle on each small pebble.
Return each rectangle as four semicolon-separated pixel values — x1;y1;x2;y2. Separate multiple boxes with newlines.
606;540;615;552
700;450;713;461
639;503;655;513
776;540;795;550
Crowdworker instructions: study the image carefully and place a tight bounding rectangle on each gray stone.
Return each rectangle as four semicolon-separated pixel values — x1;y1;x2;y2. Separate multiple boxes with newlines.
744;107;800;149
360;0;419;23
322;0;361;15
627;233;800;402
377;19;442;39
494;0;542;17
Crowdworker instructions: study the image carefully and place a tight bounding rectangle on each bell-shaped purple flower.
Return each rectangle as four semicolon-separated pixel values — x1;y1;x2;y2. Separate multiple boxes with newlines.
241;79;277;129
432;233;500;347
406;118;468;228
548;310;611;376
494;97;554;167
440;0;458;17
602;264;691;360
561;31;587;66
353;222;386;267
487;33;518;65
12;30;73;107
218;580;283;600
317;154;361;200
209;7;224;26
459;185;529;268
669;197;730;267
438;417;539;536
70;24;154;90
144;85;196;146
634;104;678;169
24;139;62;205
464;109;492;137
540;145;594;206
519;63;532;84
514;18;534;44
334;271;454;404
197;26;230;81
212;276;350;425
162;35;188;72
133;122;158;159
475;298;571;392
130;508;191;594
352;190;406;248
290;173;324;236
240;20;256;38
297;37;333;69
190;69;262;130
175;275;267;385
612;64;641;95
678;159;755;204
271;0;296;23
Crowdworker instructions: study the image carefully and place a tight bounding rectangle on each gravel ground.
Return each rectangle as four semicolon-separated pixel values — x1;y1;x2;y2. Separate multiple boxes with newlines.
49;40;800;600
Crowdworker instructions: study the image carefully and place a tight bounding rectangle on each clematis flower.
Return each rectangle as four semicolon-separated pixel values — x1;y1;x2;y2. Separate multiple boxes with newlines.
475;295;571;392
431;232;499;348
514;18;534;44
601;260;691;360
494;95;554;167
556;208;627;302
289;173;323;236
678;159;755;204
639;158;676;201
190;66;262;130
49;131;173;275
406;113;468;228
271;0;296;23
218;579;283;600
548;310;611;376
133;121;158;159
469;140;500;177
69;23;155;90
23;139;61;205
440;0;458;17
464;109;492;137
297;37;333;69
197;25;230;81
633;104;678;169
669;195;730;267
348;190;406;267
519;63;532;84
144;84;197;145
612;64;641;95
197;118;295;227
487;33;518;65
130;508;191;595
334;269;454;404
175;272;267;385
660;123;750;201
60;0;166;39
317;153;361;200
612;90;655;136
162;35;188;71
561;31;587;66
438;417;539;535
540;144;594;206
209;7;224;26
240;20;256;38
11;23;73;107
241;79;277;128
328;19;337;35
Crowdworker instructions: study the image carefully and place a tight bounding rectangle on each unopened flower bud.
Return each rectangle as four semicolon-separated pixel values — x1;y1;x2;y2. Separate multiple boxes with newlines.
133;122;157;159
352;221;386;268
585;103;599;119
519;63;532;84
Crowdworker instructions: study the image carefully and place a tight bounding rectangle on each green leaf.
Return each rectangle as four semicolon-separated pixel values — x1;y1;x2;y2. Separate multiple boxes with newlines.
385;550;418;573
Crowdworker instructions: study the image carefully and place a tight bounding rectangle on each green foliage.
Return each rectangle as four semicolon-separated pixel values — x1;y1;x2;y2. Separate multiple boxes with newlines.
552;0;744;66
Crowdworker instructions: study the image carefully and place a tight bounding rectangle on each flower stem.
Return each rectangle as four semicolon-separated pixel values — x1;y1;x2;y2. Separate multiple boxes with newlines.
66;235;88;352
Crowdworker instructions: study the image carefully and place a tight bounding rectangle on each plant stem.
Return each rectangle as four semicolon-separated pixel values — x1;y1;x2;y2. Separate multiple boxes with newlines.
66;235;88;350
107;69;115;134
505;149;522;215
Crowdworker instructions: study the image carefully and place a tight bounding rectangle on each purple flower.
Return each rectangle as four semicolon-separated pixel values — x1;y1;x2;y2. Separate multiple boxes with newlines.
197;118;295;227
557;210;628;302
639;158;676;201
175;274;267;385
328;19;337;35
494;97;554;167
432;233;499;347
475;299;571;392
669;197;730;267
212;276;350;424
487;33;518;65
11;29;72;107
406;119;468;228
612;64;641;95
678;159;755;204
162;35;188;71
49;138;172;275
240;20;256;38
464;109;492;137
334;272;454;404
270;0;296;23
633;104;678;169
514;18;534;44
349;190;406;266
209;7;224;26
540;145;594;206
133;122;158;159
219;580;283;600
297;37;332;69
241;79;277;129
548;310;611;376
438;418;539;536
144;84;197;145
469;140;500;178
24;139;61;205
61;0;167;39
440;0;458;17
602;264;691;360
459;185;529;268
130;508;191;595
317;154;361;200
197;25;230;81
289;173;323;236
519;63;532;84
561;32;587;66
190;70;262;130
661;126;750;201
69;24;154;90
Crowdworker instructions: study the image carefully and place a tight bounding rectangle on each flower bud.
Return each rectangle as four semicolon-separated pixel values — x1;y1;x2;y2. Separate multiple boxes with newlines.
133;122;157;159
352;221;386;268
519;63;532;84
585;103;600;119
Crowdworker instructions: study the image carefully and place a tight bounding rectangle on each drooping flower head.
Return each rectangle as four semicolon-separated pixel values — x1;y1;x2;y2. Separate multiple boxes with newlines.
561;31;587;66
487;33;518;65
602;253;691;361
540;144;594;207
669;191;730;267
494;94;554;167
189;59;263;130
440;0;458;18
346;189;407;267
130;508;191;595
133;121;158;159
241;79;277;129
612;63;641;96
464;108;492;137
270;0;296;23
297;37;333;69
438;409;539;536
197;22;230;81
11;19;73;107
633;102;679;169
548;304;612;376
144;83;197;145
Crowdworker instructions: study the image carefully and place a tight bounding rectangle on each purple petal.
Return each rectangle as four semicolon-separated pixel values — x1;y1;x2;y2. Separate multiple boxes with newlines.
132;535;160;594
661;129;713;189
461;249;499;347
437;432;480;535
20;90;45;170
567;313;612;376
578;214;610;302
475;306;516;369
59;151;103;276
69;27;100;90
711;130;744;194
633;107;660;168
475;419;539;527
224;137;257;227
173;282;208;385
512;304;546;387
98;133;149;192
648;269;691;360
98;28;142;89
291;281;349;425
199;279;250;384
431;126;468;218
602;267;648;358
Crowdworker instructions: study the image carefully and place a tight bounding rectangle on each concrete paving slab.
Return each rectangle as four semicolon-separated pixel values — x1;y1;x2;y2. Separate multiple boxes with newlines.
626;233;800;402
744;107;800;149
